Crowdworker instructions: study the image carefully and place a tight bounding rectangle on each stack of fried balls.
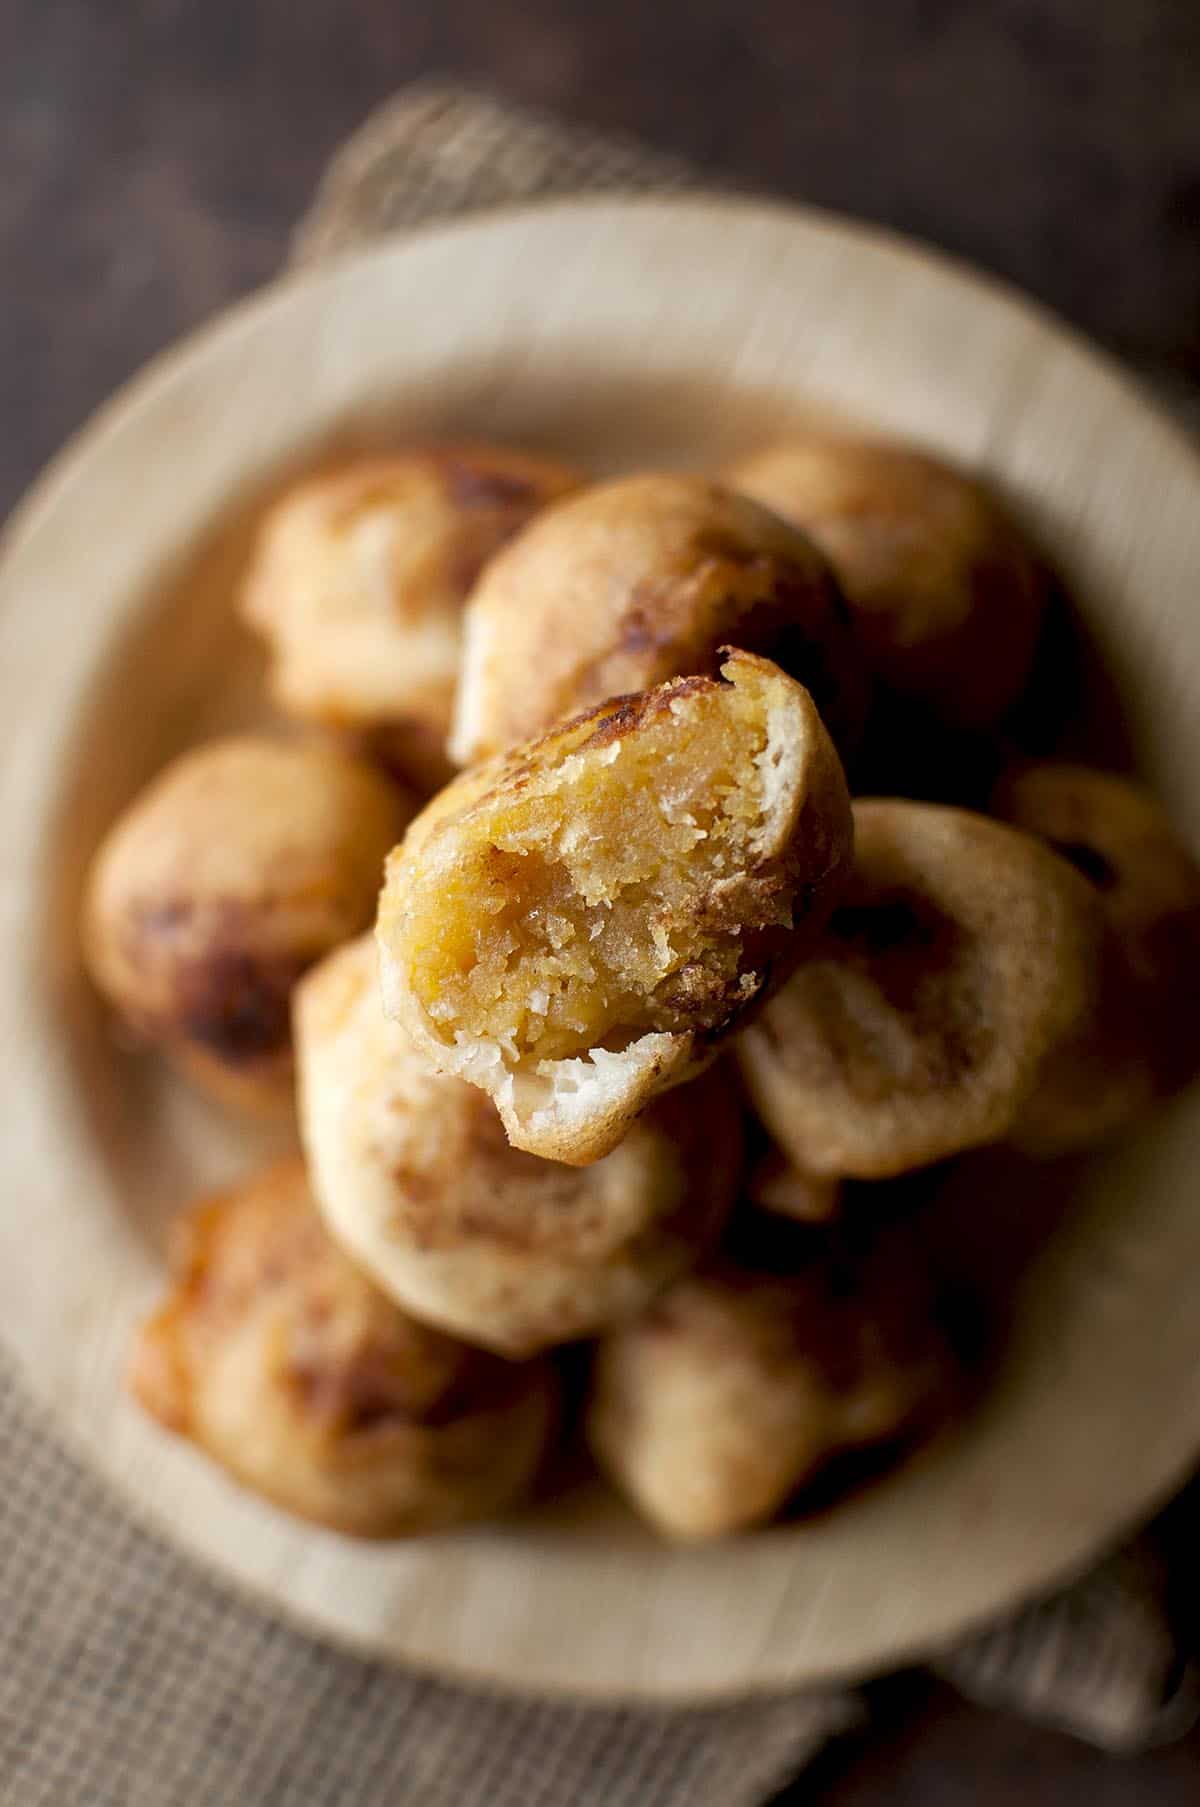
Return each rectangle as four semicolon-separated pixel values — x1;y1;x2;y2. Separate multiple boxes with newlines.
84;435;1200;1542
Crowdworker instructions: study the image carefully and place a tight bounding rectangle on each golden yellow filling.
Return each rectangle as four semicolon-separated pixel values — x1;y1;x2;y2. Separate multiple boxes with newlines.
409;683;789;1062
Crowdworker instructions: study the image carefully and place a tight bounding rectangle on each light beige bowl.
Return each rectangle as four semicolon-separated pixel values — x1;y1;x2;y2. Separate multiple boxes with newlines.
1;196;1199;1703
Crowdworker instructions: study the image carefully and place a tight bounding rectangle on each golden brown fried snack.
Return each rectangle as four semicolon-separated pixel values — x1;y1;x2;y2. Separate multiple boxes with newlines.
295;939;742;1356
378;650;853;1165
588;1215;956;1541
451;473;869;766
241;447;582;793
83;736;412;1113
737;800;1103;1177
727;434;1045;731
992;762;1200;1152
128;1158;557;1536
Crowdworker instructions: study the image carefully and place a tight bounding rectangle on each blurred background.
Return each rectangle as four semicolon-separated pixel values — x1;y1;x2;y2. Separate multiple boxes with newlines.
3;1;1197;525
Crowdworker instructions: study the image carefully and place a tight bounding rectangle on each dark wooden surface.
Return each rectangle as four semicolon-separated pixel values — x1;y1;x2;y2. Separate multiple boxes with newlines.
794;1678;1200;1807
2;1;1198;1799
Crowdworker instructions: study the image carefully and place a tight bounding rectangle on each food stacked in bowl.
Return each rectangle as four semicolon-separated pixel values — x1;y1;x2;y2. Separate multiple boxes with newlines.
82;434;1200;1543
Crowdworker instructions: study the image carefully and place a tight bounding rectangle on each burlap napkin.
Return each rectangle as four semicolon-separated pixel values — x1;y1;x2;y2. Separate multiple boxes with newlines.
2;81;1196;1807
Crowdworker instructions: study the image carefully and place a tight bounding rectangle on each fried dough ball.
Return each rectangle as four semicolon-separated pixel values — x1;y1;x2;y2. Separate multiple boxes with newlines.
588;1214;956;1541
992;762;1200;1152
745;1150;841;1223
727;435;1046;731
737;801;1103;1177
240;447;582;793
83;736;412;1113
378;650;853;1165
127;1158;557;1536
295;938;742;1356
451;473;869;767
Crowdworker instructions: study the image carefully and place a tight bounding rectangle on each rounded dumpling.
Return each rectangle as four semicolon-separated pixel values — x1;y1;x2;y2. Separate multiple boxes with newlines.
82;735;413;1113
451;473;869;767
378;650;853;1165
295;938;743;1355
992;761;1200;1152
588;1213;957;1541
127;1158;558;1536
737;800;1103;1177
727;434;1046;732
240;446;582;793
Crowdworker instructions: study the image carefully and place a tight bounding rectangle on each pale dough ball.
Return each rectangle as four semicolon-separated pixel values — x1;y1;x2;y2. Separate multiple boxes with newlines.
295;938;744;1356
241;446;582;792
728;434;1046;732
588;1213;957;1541
992;761;1200;1152
738;800;1103;1176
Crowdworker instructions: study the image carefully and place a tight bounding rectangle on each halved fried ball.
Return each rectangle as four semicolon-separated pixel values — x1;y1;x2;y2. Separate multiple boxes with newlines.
588;1214;956;1541
737;801;1103;1177
992;761;1200;1152
295;938;742;1356
451;473;869;766
727;434;1046;731
240;446;582;793
378;650;853;1165
83;736;412;1113
127;1158;557;1535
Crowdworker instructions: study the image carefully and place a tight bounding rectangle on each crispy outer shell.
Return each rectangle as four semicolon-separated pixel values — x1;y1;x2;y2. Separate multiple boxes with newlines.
127;1157;557;1536
727;434;1046;731
378;650;853;1165
588;1214;956;1542
992;761;1200;1151
83;735;412;1113
295;938;743;1356
451;472;869;765
737;800;1104;1177
240;446;582;791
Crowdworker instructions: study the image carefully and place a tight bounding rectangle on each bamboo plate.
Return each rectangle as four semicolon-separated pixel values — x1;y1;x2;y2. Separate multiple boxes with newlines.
2;196;1199;1703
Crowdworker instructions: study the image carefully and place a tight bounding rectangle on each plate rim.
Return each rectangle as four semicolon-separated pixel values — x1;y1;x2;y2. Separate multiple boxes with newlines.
4;190;1196;568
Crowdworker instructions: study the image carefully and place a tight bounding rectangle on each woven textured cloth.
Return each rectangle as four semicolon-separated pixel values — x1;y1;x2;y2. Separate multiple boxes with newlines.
1;81;1195;1807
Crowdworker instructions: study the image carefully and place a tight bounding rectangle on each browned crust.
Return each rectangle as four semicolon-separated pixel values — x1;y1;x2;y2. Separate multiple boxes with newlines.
588;1213;959;1540
127;1157;557;1536
737;800;1104;1176
82;736;412;1113
992;761;1200;1139
455;472;869;764
727;434;1046;731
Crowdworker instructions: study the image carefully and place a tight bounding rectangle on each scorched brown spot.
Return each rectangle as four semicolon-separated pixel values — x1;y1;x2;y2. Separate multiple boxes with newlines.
127;1157;557;1534
436;456;542;510
173;945;313;1063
